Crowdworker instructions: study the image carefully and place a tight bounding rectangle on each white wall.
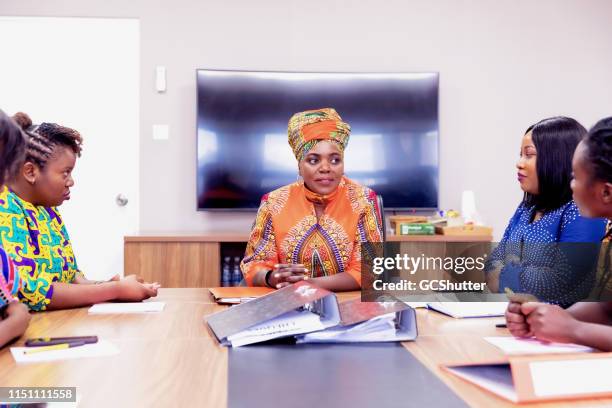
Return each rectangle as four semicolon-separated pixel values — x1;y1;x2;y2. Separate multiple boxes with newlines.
1;0;611;240
0;17;140;279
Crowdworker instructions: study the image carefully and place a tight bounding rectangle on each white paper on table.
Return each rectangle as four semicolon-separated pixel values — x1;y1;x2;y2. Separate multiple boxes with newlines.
11;340;119;363
227;309;326;347
484;336;594;355
299;313;398;343
427;302;508;318
0;396;82;407
530;358;612;397
46;394;82;407
88;302;165;314
404;302;428;309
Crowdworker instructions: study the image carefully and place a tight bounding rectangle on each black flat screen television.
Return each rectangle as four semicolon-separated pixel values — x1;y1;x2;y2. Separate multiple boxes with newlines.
196;70;439;210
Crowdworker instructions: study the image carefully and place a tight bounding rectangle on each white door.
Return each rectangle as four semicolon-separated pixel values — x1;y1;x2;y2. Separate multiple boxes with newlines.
0;17;140;280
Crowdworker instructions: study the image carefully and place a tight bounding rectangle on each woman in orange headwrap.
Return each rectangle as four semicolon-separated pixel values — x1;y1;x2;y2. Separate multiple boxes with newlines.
240;108;383;291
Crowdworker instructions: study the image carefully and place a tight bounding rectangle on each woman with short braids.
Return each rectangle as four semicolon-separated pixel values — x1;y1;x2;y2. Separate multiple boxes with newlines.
0;112;160;311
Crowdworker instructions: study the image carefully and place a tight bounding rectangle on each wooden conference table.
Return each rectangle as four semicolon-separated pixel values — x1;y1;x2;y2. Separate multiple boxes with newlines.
0;289;610;407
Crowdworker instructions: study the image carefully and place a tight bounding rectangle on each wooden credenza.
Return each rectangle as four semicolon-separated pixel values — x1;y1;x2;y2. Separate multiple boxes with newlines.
124;233;493;287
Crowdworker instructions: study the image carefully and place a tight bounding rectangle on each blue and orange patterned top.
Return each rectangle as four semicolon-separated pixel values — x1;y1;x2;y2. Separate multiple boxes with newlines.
0;186;81;311
241;176;383;287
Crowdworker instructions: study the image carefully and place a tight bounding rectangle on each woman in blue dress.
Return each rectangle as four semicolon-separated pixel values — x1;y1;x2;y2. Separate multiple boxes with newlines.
486;117;606;307
505;117;612;350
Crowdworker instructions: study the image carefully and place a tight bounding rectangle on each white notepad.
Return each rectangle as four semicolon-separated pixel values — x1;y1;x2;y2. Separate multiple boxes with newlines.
88;302;165;314
484;336;594;355
530;358;612;397
11;339;119;363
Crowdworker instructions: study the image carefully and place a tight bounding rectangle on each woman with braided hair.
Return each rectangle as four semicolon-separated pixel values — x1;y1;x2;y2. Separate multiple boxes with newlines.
0;109;31;347
240;108;383;291
505;117;612;351
0;112;160;311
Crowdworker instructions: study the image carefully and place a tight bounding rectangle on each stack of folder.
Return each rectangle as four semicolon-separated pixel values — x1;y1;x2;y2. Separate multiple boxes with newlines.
206;281;417;347
443;352;612;403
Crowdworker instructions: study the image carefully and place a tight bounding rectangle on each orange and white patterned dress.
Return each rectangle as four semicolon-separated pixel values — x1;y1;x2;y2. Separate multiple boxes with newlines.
241;176;383;287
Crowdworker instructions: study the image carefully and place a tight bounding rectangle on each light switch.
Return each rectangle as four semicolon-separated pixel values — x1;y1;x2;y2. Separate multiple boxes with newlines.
152;124;169;140
155;66;166;92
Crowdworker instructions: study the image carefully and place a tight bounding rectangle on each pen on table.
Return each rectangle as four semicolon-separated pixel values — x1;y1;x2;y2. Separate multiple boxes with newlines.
495;323;507;328
25;336;98;347
23;341;86;354
504;287;538;304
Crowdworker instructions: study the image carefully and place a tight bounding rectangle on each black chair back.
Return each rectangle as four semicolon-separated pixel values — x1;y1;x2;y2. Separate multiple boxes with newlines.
376;194;386;242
